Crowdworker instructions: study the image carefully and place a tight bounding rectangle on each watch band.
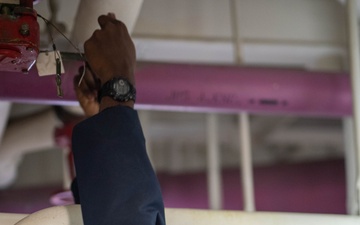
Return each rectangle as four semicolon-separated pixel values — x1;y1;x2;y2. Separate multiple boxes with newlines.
98;77;136;103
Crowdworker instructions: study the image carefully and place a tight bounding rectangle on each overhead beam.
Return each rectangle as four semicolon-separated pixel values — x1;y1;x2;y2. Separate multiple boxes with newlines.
133;38;345;70
0;62;351;117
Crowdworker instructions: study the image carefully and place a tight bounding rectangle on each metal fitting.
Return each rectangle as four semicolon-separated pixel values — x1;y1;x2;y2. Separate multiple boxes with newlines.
19;23;30;36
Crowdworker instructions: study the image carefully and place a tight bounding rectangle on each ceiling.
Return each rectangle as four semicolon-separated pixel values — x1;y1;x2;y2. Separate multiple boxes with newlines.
34;0;348;70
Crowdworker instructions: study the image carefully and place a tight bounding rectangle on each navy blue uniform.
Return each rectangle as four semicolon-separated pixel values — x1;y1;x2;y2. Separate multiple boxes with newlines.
71;106;165;225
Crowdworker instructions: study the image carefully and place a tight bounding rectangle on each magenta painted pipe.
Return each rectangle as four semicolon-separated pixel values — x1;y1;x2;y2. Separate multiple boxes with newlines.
0;61;352;117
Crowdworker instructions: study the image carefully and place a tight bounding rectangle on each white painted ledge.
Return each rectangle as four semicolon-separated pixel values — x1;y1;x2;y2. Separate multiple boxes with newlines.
133;38;346;71
0;213;26;225
2;205;360;225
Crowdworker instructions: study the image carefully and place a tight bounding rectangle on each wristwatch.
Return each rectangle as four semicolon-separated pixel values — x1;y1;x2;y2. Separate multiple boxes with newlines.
98;77;136;103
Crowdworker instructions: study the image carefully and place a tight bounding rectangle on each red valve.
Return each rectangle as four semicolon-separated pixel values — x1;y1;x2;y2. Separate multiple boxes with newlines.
0;2;40;73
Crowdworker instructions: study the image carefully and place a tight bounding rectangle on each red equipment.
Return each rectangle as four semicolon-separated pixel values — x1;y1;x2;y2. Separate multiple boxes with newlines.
0;0;39;73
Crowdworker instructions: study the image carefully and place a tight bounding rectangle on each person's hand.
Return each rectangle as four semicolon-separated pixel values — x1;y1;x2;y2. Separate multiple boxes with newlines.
83;13;136;111
84;13;136;86
74;66;100;117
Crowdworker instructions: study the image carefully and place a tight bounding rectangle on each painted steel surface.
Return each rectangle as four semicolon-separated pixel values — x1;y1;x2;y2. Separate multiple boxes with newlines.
0;61;351;117
2;206;360;225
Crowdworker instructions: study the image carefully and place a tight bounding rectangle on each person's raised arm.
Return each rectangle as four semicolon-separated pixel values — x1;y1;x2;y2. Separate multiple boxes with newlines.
71;13;165;225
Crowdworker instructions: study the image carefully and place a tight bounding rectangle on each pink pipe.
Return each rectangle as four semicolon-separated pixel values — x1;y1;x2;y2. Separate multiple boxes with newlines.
0;62;352;117
136;64;351;117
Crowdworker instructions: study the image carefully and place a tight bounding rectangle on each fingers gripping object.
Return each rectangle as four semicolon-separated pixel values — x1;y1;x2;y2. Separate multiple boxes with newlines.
71;0;143;44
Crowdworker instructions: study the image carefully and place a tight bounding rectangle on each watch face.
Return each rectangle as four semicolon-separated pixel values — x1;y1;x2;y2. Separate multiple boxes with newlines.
99;77;136;102
113;79;130;95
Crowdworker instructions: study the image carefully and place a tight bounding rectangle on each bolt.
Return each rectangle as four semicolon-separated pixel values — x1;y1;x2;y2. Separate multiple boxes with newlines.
1;6;10;15
19;23;30;36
